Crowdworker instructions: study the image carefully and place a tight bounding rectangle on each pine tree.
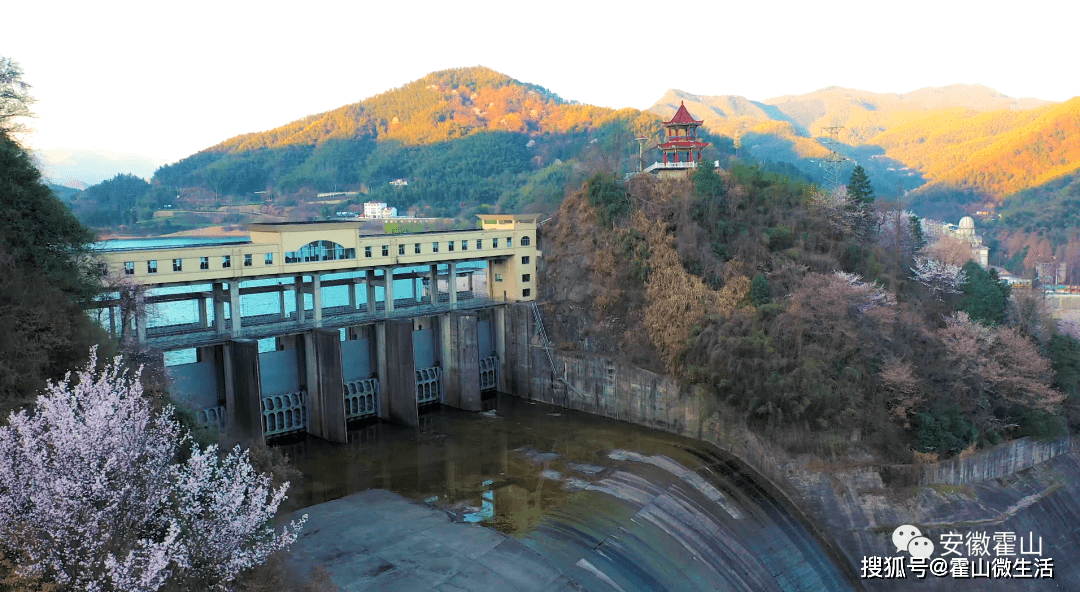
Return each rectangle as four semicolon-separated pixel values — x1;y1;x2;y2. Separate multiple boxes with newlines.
845;165;875;237
751;273;770;306
846;165;874;207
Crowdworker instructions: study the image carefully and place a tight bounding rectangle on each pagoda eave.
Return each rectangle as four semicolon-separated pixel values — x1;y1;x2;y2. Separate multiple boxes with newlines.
658;141;709;149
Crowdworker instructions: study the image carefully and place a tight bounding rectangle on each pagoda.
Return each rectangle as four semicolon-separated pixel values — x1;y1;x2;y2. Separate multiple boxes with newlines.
646;101;709;175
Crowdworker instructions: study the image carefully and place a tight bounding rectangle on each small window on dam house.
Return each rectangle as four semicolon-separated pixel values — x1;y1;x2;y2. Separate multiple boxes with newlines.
147;260;158;274
522;288;531;297
200;257;209;270
173;258;182;272
244;254;252;267
265;253;274;265
521;256;530;265
124;261;134;275
222;255;231;268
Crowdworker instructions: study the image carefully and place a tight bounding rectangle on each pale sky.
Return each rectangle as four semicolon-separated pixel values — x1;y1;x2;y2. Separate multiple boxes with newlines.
5;0;1076;162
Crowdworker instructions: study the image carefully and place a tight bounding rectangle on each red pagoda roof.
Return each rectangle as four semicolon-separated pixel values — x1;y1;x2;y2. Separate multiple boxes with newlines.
662;101;704;126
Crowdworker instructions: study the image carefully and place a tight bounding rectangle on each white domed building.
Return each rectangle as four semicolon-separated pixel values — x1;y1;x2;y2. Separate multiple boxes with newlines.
919;215;989;268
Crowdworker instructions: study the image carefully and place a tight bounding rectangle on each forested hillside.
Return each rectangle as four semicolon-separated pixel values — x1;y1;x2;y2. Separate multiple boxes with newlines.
540;165;1080;460
71;67;738;230
650;86;1077;223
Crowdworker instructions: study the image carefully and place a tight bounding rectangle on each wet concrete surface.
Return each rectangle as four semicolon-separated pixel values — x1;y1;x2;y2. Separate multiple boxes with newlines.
281;394;857;591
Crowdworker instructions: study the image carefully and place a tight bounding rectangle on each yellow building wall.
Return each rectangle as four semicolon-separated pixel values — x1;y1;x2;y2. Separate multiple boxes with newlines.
98;215;542;302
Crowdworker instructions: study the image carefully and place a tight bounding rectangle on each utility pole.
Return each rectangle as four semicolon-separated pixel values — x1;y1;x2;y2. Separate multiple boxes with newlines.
820;126;846;194
636;136;648;172
895;180;904;288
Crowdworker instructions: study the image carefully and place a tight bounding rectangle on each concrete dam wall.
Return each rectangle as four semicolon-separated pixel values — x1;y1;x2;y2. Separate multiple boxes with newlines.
504;303;1080;590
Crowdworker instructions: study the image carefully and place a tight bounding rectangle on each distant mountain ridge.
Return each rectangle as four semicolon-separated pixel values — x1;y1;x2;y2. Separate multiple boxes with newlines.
649;85;1074;217
33;147;170;186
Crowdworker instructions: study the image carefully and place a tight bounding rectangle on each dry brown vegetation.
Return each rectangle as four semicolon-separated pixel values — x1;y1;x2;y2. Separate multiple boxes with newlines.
539;162;1071;460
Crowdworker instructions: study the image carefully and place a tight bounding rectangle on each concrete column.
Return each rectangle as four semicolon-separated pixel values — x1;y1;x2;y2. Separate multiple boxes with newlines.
449;261;458;308
348;279;357;309
377;320;418;426
312;273;322;328
441;311;481;411
229;281;242;337
198;295;208;328
108;305;116;338
279;286;287;319
213;282;226;334
494;306;508;392
294;276;305;323
225;339;263;444
135;291;147;343
467;271;474;295
366;271;377;314
384;267;395;316
486;261;495;300
429;264;438;306
303;329;347;443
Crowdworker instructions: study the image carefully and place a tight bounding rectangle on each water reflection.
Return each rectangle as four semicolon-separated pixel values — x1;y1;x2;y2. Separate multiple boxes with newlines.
281;394;744;534
279;394;856;591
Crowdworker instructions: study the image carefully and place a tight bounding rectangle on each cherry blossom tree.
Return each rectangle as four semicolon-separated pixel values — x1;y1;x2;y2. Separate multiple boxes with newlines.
911;257;966;297
938;312;1064;431
0;349;305;591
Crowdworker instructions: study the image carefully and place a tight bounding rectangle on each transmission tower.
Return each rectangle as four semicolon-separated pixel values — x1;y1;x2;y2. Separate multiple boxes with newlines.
819;126;847;193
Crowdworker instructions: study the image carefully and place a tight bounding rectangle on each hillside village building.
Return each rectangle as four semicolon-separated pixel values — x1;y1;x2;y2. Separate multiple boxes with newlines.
364;201;398;219
921;216;990;268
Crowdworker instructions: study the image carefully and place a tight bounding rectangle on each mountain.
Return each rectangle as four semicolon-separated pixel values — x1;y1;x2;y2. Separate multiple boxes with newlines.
649;85;1075;219
144;67;714;221
33;147;171;186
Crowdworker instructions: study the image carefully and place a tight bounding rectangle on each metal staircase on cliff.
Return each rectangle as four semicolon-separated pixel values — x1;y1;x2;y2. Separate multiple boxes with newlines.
531;301;584;399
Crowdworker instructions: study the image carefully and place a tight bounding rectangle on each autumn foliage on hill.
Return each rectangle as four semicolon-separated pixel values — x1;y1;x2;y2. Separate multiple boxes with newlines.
540;162;1073;460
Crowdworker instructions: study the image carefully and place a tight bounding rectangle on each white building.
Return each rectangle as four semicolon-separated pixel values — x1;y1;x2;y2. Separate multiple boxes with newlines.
364;202;398;219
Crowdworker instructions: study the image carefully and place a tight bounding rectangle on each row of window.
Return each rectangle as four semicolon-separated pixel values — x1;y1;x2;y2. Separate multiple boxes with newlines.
124;253;274;274
363;236;531;258
119;236;535;275
493;273;532;283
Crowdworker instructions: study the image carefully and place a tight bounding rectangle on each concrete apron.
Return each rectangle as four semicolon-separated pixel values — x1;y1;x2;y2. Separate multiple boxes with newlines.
284;489;578;592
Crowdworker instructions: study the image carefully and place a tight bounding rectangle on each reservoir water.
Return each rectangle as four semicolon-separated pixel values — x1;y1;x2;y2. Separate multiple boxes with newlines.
280;395;857;591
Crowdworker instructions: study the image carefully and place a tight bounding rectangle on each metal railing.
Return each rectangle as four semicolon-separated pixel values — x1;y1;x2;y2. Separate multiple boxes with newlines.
531;301;583;399
643;161;697;173
142;294;498;350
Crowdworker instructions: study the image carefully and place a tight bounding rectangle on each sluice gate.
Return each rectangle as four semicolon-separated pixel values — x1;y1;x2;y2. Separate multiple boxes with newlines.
167;308;505;442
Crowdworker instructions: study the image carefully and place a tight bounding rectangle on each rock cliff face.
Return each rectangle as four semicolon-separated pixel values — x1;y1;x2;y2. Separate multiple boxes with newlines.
505;302;1080;590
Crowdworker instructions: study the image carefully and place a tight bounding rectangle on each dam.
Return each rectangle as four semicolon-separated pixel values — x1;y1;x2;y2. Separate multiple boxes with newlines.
91;219;863;590
92;215;540;441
